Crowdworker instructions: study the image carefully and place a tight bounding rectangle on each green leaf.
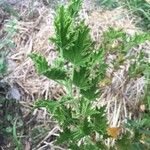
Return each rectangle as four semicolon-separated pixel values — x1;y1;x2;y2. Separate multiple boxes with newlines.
29;53;68;81
138;129;150;136
71;127;85;141
35;100;59;114
0;51;8;75
90;48;105;66
56;128;72;144
52;105;72;125
63;21;93;66
57;120;88;144
99;0;119;10
79;143;100;150
79;99;99;117
82;118;92;135
50;5;74;52
128;51;149;78
43;68;68;81
102;27;126;45
73;67;90;90
36;99;76;126
125;0;150;31
116;132;133;150
29;53;49;74
13;119;23;150
51;4;94;67
124;33;150;51
80;84;99;100
91;107;107;135
102;27;150;57
67;0;83;17
129;142;145;150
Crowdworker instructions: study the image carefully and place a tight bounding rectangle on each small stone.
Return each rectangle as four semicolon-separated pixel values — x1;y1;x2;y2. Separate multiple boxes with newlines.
140;104;146;112
6;87;21;101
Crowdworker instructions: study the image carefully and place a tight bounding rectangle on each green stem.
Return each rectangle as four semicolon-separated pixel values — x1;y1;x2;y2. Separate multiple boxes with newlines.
66;65;74;97
71;65;75;96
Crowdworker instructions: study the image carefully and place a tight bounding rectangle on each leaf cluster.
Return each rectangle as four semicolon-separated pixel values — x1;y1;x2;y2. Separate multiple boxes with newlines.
116;48;150;150
101;27;150;70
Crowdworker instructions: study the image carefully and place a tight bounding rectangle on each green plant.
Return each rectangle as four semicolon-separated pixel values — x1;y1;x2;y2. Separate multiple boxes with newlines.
116;101;150;150
113;47;150;150
0;19;17;51
125;0;150;31
30;0;150;149
0;19;17;77
101;27;150;70
100;29;150;150
0;51;7;76
128;51;147;78
0;0;19;18
98;0;119;9
30;1;108;149
13;118;23;150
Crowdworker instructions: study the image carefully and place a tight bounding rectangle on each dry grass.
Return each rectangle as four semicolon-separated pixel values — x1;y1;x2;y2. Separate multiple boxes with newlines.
2;0;150;149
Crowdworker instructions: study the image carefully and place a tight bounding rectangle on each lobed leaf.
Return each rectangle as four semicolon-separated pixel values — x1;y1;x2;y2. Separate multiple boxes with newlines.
29;53;49;74
29;53;68;81
67;0;83;17
50;5;74;52
63;21;93;66
73;67;91;90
